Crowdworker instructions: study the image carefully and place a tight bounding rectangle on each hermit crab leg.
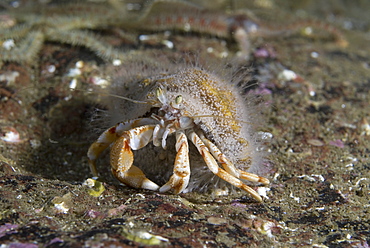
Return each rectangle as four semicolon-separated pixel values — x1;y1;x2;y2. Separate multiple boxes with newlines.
238;170;270;185
160;130;190;194
199;134;240;178
110;125;160;191
188;130;264;202
200;134;270;185
87;118;156;177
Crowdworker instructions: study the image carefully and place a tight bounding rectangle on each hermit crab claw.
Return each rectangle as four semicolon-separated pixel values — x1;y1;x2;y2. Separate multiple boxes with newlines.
87;120;160;191
109;125;160;191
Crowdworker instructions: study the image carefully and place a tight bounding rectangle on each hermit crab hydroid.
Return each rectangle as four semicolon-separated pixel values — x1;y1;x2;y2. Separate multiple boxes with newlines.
87;63;270;202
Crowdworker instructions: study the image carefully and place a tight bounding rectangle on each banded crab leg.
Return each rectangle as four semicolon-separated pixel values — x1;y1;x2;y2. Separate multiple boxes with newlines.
188;130;267;202
159;130;190;194
110;125;160;191
198;133;240;178
200;134;270;185
87;118;156;177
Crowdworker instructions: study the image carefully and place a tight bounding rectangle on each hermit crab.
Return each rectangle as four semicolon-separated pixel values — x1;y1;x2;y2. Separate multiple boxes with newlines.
87;65;270;202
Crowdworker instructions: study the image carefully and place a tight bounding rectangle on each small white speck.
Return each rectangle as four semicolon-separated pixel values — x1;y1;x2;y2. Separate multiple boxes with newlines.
213;188;229;196
278;69;297;81
47;65;56;73
289;192;300;203
343;21;353;30
30;139;41;149
1;130;20;143
273;173;280;181
49;138;59;144
2;39;15;50
0;71;20;83
261;221;275;238
16;195;22;199
69;78;78;89
126;3;141;11
249;23;259;33
297;174;325;182
83;178;96;188
287;148;294;153
360;119;370;136
355;178;369;186
139;34;149;41
135;193;145;199
345;163;354;168
258;131;273;140
54;202;69;214
64;95;72;101
184;23;191;32
220;51;228;58
162;40;174;49
342;123;356;129
207;47;214;53
92;76;109;88
346;156;358;162
310;52;319;58
297;175;316;182
138;232;153;239
67;68;81;77
312;244;329;248
75;60;84;68
303;27;313;35
11;1;20;8
311;174;325;182
341;104;346;108
113;59;122;66
257;187;270;199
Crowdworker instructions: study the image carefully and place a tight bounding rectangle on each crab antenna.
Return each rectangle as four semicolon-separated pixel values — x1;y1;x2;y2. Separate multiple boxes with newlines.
103;92;150;104
70;88;150;104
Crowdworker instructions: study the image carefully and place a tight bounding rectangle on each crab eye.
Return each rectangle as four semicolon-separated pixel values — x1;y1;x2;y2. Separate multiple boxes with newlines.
179;116;194;129
175;95;182;104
